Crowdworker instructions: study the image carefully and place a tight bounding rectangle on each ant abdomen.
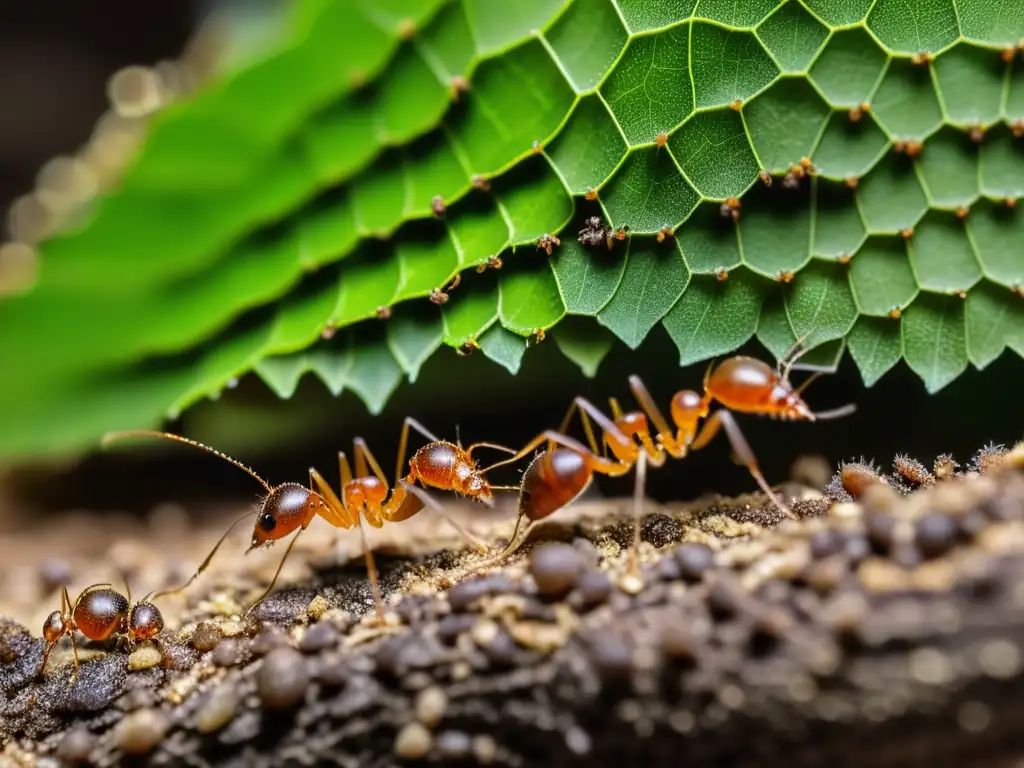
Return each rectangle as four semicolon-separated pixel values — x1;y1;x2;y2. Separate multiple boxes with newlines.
706;356;777;409
75;588;129;642
520;449;593;522
252;483;316;547
128;602;164;641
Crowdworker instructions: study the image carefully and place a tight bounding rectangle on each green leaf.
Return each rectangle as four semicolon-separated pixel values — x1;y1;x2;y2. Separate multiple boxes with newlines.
965;280;1024;369
907;212;983;293
744;77;831;173
550;226;626;314
812;112;889;179
498;257;567;333
478;324;528;374
677;203;743;274
386;308;445;382
784;260;859;347
932;43;1007;127
669;109;760;198
602;146;700;232
813;181;866;259
547;95;629;195
871;59;944;140
867;0;959;54
756;2;829;73
738;180;813;276
847;316;903;386
662;268;764;366
9;0;1024;461
552;316;615;377
546;0;629;92
441;273;499;345
597;238;690;348
848;238;919;316
601;25;694;145
901;292;968;393
809;28;888;108
856;156;929;233
966;200;1024;289
914;127;980;208
690;23;780;109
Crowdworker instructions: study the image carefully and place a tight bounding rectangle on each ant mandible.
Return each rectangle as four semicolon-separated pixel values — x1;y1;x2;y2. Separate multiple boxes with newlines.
474;342;856;587
102;418;518;622
39;582;164;681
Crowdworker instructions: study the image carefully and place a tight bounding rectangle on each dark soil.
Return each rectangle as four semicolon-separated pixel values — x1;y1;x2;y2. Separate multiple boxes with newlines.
1;444;1023;767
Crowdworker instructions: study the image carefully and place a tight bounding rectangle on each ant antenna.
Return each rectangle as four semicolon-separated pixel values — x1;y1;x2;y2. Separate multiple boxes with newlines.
150;510;258;601
810;404;857;421
103;430;272;492
455;424;463;449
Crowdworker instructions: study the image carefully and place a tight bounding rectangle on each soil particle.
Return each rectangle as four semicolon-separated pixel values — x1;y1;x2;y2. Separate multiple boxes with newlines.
113;707;169;755
190;621;222;652
256;647;309;709
529;543;585;597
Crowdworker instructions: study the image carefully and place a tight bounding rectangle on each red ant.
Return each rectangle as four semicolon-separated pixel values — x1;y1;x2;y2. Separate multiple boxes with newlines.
39;582;163;680
474;342;856;587
102;420;518;622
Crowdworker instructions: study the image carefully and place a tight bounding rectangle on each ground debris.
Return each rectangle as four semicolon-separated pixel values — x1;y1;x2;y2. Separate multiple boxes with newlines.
1;444;1023;766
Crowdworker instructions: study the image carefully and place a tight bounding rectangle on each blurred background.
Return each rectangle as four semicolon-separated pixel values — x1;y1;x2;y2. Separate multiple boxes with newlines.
0;0;1020;528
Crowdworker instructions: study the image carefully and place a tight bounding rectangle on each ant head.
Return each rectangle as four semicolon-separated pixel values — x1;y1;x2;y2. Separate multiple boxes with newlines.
463;472;494;506
42;611;67;644
250;483;316;549
128;602;164;641
770;383;814;420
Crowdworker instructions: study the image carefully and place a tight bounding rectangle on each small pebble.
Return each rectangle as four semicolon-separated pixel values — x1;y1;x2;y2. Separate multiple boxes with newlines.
298;621;339;653
191;621;222;652
915;513;958;559
394;722;432;759
195;684;241;734
437;613;476;645
57;727;95;764
659;621;697;660
707;579;742;619
809;529;845;559
473;734;498;764
211;638;247;667
415;685;448;727
865;513;897;553
448;573;511;612
674;543;714;581
589;634;633;679
565;725;593;756
574;570;613;608
113;708;170;756
257;647;310;709
654;556;681;582
128;644;163;671
307;594;330;621
436;730;473;759
529;543;585;597
251;624;289;655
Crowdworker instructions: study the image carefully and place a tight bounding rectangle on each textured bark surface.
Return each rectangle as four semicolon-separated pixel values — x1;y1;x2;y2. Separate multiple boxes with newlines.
1;446;1023;767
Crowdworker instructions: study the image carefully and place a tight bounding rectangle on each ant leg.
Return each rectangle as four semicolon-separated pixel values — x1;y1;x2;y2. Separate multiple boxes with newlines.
394;418;442;487
70;631;80;682
812;403;858;420
691;410;794;518
484;420;635;476
246;529;305;614
38;640;57;678
628;449;648;581
352;510;385;623
557;398;602;456
309;467;351;529
400;481;489;552
151;511;257;601
627;375;686;456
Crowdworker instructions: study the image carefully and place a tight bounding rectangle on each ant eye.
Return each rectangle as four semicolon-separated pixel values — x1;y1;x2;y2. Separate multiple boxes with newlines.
259;514;277;532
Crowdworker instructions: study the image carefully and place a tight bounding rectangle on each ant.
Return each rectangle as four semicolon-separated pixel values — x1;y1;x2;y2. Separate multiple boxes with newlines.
102;420;519;622
474;342;856;587
39;582;163;681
